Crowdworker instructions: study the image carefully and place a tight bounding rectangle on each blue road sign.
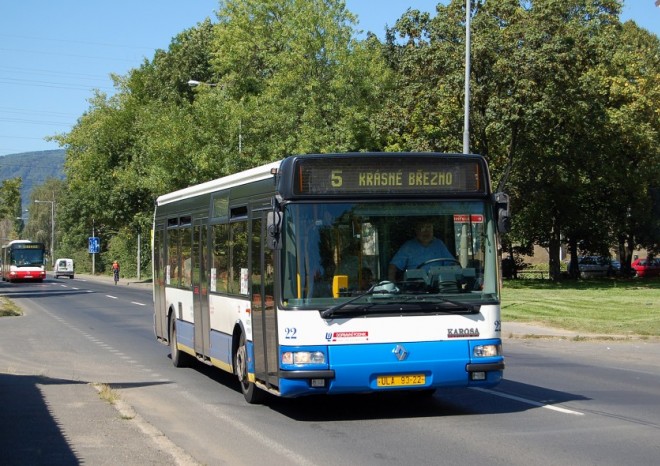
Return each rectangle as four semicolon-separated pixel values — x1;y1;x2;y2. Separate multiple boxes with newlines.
88;237;100;254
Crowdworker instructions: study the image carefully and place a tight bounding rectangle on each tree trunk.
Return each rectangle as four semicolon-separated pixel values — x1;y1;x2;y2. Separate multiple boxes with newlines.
568;237;579;279
548;219;562;281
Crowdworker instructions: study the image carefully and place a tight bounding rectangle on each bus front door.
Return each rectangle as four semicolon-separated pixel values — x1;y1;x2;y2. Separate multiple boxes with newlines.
192;219;210;358
153;226;167;340
251;213;279;391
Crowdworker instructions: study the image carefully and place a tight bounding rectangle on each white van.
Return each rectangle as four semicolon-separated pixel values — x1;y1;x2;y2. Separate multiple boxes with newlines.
54;258;74;279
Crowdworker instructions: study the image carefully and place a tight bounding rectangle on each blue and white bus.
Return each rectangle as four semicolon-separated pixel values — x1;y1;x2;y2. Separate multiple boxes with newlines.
153;153;509;403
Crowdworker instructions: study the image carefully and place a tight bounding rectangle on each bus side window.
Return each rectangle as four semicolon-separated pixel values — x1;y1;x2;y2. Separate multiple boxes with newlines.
213;224;229;293
168;228;180;287
180;225;192;289
229;221;248;295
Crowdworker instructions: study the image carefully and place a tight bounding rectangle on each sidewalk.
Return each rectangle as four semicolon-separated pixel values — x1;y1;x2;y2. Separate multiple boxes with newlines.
504;321;584;339
503;320;658;341
0;373;194;465
74;272;153;289
0;273;197;466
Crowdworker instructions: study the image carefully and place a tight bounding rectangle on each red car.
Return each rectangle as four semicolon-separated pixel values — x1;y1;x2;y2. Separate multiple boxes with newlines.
631;258;660;278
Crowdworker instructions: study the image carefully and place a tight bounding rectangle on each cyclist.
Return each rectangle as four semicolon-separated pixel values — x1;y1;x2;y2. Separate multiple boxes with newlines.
112;260;120;285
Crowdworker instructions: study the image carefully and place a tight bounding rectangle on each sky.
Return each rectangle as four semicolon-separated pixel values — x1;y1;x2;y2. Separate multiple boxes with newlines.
1;0;658;157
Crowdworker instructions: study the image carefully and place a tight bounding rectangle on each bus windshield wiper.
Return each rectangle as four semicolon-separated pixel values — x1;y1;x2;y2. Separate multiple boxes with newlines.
417;295;481;313
320;289;376;319
320;281;398;318
387;294;481;313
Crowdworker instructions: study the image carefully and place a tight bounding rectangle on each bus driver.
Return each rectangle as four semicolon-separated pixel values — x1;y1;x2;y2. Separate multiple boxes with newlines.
388;221;453;281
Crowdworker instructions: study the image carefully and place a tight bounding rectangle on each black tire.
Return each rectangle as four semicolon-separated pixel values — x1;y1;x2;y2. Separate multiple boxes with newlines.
170;317;191;368
234;332;264;404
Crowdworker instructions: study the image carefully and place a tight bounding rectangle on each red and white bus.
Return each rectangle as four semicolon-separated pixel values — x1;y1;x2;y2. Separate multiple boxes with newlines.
1;240;46;282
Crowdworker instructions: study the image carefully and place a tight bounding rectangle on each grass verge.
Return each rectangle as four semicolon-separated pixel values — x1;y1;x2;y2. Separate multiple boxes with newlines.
0;296;22;317
502;278;660;337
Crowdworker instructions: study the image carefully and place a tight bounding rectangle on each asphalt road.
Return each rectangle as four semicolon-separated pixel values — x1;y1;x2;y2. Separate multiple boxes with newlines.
1;274;659;465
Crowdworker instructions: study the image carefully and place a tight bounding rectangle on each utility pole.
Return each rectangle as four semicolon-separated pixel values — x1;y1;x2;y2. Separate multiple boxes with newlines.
92;220;95;275
463;0;471;154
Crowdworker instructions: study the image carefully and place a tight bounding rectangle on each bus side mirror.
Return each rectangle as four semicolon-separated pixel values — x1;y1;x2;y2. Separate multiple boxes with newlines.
494;192;511;233
267;211;282;250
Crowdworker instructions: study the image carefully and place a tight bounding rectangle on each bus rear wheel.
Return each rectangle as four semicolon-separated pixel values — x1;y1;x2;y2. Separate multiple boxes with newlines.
235;333;264;404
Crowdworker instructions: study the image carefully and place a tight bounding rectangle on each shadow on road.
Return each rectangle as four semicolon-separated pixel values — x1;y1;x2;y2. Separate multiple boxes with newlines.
266;378;590;421
0;373;80;465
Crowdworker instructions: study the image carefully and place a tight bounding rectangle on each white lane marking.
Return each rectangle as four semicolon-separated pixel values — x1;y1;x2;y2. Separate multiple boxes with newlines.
470;387;584;416
131;301;146;306
106;295;118;299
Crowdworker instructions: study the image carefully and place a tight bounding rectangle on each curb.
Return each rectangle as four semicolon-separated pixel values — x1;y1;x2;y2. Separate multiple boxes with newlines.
91;384;200;466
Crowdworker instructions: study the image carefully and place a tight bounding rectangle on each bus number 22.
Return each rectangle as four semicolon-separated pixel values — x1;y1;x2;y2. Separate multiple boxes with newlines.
285;327;298;339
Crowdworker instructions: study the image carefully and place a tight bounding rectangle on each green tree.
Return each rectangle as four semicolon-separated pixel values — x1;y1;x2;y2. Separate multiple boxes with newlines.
0;178;22;242
54;20;218;272
209;0;391;165
384;0;633;280
23;178;65;262
54;2;390;273
601;21;660;269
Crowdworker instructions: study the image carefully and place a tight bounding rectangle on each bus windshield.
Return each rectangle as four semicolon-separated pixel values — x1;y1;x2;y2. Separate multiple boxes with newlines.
11;249;45;267
281;201;499;310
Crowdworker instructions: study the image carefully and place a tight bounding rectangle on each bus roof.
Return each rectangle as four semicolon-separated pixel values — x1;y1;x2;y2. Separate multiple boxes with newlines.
156;161;281;206
2;239;33;247
155;152;491;206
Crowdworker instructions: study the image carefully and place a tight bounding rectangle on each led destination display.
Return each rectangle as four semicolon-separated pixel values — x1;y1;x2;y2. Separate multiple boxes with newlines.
294;156;486;195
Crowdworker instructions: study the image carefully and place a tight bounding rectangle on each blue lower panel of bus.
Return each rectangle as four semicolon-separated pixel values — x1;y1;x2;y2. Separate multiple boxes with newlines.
177;320;194;350
209;330;232;366
175;321;233;367
278;339;503;398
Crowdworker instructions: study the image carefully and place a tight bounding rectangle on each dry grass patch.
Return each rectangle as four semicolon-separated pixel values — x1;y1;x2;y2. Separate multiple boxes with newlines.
0;296;22;317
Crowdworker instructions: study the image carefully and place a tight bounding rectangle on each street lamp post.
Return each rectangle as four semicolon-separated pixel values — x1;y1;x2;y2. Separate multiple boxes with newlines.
34;200;55;262
463;0;471;154
187;79;242;154
15;209;28;236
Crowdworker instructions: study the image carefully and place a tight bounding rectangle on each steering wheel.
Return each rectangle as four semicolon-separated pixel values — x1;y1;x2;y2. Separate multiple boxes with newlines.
416;258;461;269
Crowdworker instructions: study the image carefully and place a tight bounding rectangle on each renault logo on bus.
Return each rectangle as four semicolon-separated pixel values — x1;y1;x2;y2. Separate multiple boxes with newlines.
393;345;408;361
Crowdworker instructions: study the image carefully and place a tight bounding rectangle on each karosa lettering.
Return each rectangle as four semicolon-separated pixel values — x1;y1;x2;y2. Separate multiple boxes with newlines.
357;171;454;187
447;328;480;338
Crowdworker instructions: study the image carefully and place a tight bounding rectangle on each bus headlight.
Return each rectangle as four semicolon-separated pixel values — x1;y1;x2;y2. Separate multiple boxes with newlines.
282;351;325;365
473;344;501;358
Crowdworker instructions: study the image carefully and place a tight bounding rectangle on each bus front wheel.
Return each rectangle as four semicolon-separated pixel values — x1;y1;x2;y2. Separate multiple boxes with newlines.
235;333;264;404
170;317;191;368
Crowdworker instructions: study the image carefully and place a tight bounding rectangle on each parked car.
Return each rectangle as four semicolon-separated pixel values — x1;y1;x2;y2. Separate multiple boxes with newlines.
570;256;613;278
610;260;621;275
631;258;660;278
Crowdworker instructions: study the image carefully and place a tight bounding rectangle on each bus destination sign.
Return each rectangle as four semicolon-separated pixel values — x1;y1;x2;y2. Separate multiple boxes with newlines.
294;156;485;195
13;243;43;249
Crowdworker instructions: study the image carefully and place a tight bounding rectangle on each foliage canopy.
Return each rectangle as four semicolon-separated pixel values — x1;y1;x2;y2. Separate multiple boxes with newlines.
10;0;655;279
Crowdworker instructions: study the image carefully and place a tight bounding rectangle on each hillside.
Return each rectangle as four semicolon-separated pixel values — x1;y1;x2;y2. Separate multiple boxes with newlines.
0;149;66;210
